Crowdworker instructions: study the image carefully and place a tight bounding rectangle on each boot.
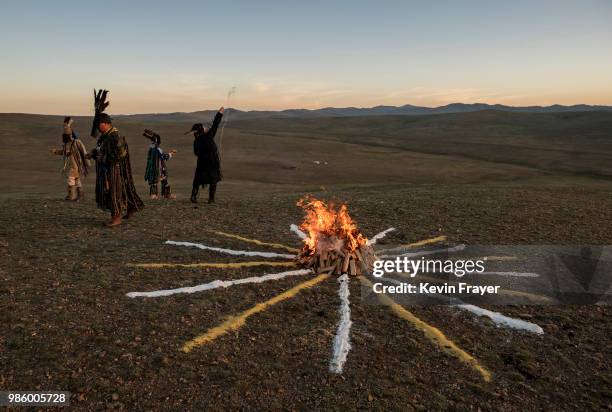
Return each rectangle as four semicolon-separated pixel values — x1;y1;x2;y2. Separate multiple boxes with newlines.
65;186;76;201
149;183;159;200
162;182;176;199
76;187;85;201
208;184;216;204
123;208;137;220
190;185;199;203
105;214;122;227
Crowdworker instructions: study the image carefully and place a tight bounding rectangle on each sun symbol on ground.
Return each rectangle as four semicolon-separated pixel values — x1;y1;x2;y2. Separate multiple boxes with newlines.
126;198;544;382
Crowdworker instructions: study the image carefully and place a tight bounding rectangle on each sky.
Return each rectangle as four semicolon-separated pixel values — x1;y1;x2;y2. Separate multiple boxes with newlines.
0;0;611;114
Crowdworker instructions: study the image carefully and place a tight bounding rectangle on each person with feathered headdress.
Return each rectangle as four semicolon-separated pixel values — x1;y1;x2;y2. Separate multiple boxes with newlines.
90;90;144;227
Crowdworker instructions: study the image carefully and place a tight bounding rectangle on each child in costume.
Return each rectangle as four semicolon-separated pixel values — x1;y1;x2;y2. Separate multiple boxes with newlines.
50;117;90;201
143;129;177;199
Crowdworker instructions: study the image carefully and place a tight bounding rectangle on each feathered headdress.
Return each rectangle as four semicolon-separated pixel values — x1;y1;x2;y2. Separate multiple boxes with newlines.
90;89;110;137
143;129;161;145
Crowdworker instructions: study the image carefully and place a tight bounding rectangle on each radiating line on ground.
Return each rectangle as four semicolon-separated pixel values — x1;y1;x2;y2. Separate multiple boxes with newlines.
210;230;300;253
360;276;492;382
366;228;396;246
456;304;544;334
380;244;466;259
377;235;447;254
290;224;307;240
128;261;297;269
385;275;547;332
126;269;312;298
477;272;539;278
494;288;555;303
165;240;295;259
329;274;352;374
182;273;330;353
480;256;519;261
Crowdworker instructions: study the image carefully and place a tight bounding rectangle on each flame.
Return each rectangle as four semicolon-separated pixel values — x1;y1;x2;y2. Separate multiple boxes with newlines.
297;196;367;255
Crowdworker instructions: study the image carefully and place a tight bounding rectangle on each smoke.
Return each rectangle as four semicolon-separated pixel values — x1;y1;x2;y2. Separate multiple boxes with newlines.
225;86;237;106
218;86;237;159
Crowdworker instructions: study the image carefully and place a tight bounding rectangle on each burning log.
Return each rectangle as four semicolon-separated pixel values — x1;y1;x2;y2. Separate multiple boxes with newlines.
295;197;376;276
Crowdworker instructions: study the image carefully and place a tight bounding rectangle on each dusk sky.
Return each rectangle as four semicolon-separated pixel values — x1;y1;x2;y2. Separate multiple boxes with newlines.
1;0;611;114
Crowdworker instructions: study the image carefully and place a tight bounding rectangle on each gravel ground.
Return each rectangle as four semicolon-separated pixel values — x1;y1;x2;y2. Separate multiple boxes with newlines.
1;183;611;410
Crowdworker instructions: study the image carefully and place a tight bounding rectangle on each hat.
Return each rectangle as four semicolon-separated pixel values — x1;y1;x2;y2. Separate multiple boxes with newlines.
185;123;204;134
97;113;112;124
143;129;161;144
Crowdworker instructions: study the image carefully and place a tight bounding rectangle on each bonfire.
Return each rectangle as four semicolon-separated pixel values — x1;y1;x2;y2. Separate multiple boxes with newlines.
295;196;376;276
125;196;544;381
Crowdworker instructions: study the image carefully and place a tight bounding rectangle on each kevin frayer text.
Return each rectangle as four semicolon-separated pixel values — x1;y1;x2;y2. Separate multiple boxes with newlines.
372;282;500;296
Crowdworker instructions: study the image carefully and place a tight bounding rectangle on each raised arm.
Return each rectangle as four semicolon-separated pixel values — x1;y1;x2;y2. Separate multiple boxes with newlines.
208;107;224;138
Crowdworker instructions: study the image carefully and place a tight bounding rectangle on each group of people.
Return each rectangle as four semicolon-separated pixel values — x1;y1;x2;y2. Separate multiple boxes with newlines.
50;90;225;227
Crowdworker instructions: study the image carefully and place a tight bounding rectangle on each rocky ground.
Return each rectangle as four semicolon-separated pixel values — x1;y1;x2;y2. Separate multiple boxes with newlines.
1;182;611;410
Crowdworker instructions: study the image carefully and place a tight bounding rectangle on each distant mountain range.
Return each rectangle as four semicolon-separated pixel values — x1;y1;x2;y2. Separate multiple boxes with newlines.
115;103;612;122
4;103;612;122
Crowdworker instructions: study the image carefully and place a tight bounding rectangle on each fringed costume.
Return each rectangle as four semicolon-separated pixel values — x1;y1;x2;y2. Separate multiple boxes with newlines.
189;108;224;203
51;117;90;200
90;90;144;226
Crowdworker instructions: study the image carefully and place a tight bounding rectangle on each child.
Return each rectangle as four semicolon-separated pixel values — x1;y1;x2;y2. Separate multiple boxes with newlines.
143;129;177;199
50;117;90;201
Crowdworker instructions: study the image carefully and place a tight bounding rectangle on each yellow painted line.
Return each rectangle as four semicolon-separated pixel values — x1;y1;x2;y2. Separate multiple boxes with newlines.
360;277;492;382
447;256;518;262
481;256;519;261
182;273;330;353
211;230;300;253
378;236;447;254
497;288;555;304
129;261;297;269
406;235;447;248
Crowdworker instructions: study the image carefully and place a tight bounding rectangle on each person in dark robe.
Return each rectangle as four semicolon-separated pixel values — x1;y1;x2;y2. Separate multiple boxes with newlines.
90;113;144;227
187;106;224;203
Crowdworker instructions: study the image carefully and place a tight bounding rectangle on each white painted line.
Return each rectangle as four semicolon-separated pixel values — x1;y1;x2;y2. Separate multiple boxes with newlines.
367;228;396;246
378;277;544;334
126;269;312;298
165;240;296;259
290;224;307;240
457;304;544;334
330;274;352;374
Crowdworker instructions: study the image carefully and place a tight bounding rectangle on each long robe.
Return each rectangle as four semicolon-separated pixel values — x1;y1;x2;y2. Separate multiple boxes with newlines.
193;111;223;186
52;138;89;178
145;144;171;184
93;127;144;215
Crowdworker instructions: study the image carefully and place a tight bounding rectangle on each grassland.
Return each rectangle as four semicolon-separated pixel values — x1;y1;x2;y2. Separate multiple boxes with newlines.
0;110;611;409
